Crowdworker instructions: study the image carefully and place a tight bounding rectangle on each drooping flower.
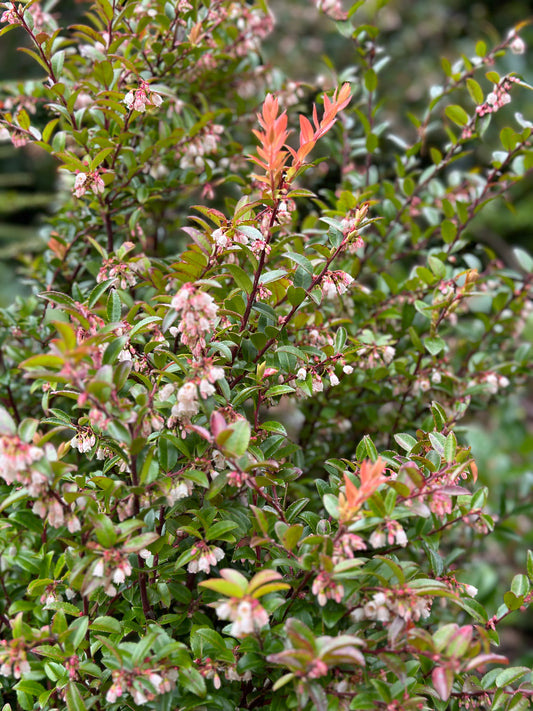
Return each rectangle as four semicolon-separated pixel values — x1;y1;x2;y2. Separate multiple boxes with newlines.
124;80;163;112
187;542;225;574
214;596;269;638
170;283;218;357
312;571;344;606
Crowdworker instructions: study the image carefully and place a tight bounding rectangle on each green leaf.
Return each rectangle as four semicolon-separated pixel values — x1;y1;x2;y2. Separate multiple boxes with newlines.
466;78;484;105
0;406;17;435
444;431;457;463
44;602;82;617
265;384;295;397
90;147;114;171
93;514;118;548
285;251;314;274
424;336;446;356
205;520;239;541
427;255;446;279
527;550;533;581
394;433;417;452
356;435;378;461
281;524;303;551
364;68;377;92
475;40;487;57
445;104;470;127
14;680;46;697
225;264;253;294
89;616;122;634
511;574;529;597
179;667;206;698
216;419;250;457
199;578;245;598
107;289;122;322
500;126;518;152
122;532;159;552
65;682;87;711
494;667;531;688
67;616;89;651
504;591;523;611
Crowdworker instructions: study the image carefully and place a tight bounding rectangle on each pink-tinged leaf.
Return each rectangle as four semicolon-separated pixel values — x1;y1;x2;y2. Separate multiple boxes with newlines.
440;485;470;495
251;582;291;598
186;424;212;442
446;625;473;657
210;411;226;437
198;579;245;598
464;653;509;671
248;569;284;593
322;646;365;667
220;568;249;590
432;666;453;701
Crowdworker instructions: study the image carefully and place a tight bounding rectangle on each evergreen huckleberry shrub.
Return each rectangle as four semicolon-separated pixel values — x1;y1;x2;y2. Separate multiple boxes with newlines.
0;1;532;709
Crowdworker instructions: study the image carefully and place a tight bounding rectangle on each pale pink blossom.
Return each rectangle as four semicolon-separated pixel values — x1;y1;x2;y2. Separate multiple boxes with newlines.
173;381;200;422
72;170;105;198
212;227;230;248
166;479;193;504
214;595;269;638
312;571;344;606
316;0;347;21
124;81;163;112
70;429;96;453
509;32;526;54
0;434;43;485
170;283;218;356
187;542;225;574
0;3;19;25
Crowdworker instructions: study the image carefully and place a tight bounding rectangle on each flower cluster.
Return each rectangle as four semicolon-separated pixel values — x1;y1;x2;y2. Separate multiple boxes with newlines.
70;427;96;453
187;541;225;574
475;75;519;117
196;657;252;689
312;571;345;606
351;588;432;631
332;533;367;564
214;596;270;638
89;547;145;597
73;170;105;198
369;520;408;548
170;283;219;357
468;371;510;395
0;639;31;679
0;433;43;488
0;2;19;25
315;0;348;21
179;124;224;170
96;247;146;290
321;270;355;300
508;31;526;55
106;666;178;704
124;80;163;112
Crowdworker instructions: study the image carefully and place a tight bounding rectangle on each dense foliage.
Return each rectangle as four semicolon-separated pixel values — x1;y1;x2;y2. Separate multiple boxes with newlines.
0;1;533;709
